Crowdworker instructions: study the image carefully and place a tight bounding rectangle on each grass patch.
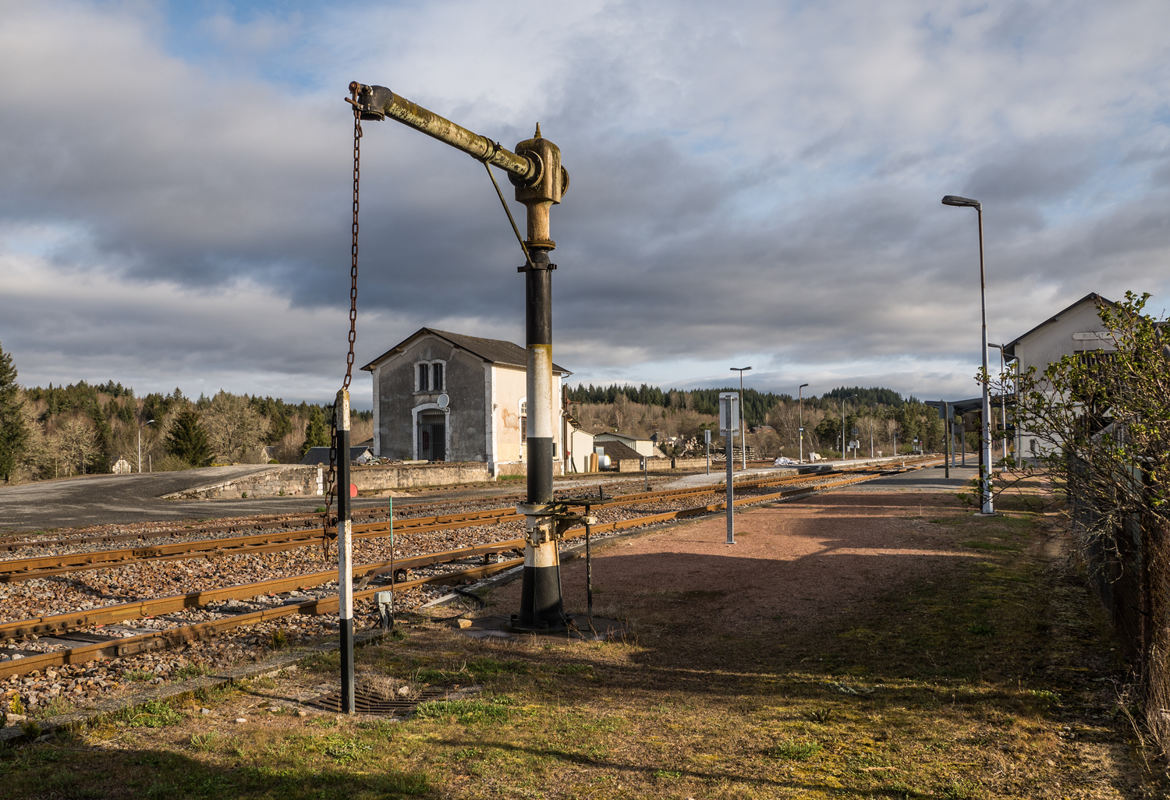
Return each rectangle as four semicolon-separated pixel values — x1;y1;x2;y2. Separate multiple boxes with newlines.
173;663;210;680
414;696;514;724
414;656;530;686
764;739;822;761
123;669;156;683
113;699;183;728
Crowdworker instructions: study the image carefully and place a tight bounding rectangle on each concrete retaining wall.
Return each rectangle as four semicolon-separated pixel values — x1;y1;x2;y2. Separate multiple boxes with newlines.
351;462;490;492
165;461;493;500
164;465;323;500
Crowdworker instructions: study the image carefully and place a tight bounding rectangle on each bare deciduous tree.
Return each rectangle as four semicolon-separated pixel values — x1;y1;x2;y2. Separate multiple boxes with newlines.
200;391;270;464
57;414;100;476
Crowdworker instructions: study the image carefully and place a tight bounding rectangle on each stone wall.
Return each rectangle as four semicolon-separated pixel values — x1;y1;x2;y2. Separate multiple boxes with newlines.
350;462;490;492
163;465;323;500
164;461;493;500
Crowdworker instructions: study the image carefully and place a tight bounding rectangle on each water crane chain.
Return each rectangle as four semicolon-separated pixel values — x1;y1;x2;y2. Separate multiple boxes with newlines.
323;95;364;549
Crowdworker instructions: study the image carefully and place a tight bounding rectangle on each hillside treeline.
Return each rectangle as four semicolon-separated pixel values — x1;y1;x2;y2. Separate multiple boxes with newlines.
1;348;371;482
568;383;944;460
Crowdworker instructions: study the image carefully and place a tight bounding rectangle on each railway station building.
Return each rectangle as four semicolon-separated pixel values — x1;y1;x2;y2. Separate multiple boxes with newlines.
361;328;572;477
1003;292;1116;461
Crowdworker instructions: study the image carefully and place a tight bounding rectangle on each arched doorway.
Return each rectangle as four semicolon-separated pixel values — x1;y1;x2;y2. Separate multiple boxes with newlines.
416;410;447;461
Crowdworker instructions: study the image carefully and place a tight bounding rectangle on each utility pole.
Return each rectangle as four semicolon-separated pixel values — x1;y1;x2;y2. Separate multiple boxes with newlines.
731;366;751;470
798;383;808;463
350;83;570;630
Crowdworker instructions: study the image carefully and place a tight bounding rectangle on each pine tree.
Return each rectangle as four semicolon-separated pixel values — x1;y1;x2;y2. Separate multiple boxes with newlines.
165;410;212;467
0;342;29;482
301;406;330;456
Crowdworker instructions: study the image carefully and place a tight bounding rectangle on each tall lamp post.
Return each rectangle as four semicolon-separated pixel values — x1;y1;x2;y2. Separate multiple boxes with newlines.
798;383;809;463
137;418;154;474
942;194;993;514
731;366;751;470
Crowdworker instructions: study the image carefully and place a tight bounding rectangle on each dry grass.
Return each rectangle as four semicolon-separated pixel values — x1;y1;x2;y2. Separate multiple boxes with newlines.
2;483;1168;799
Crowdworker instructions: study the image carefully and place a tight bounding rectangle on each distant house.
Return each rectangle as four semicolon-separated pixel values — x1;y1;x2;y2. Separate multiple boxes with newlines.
593;439;642;470
562;409;596;474
300;445;375;466
593;432;664;460
361;328;571;476
1003;292;1116;460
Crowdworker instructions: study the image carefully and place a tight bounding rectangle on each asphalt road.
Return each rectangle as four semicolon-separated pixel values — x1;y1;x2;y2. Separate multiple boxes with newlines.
0;467;392;532
0;467;636;533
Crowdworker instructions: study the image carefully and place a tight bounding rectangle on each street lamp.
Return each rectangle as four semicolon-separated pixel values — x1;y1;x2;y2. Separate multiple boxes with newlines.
840;394;855;461
137;418;155;474
731;366;751;470
942;194;993;514
798;383;809;463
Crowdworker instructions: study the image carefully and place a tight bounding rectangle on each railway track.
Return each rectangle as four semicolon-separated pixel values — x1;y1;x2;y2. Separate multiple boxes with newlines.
0;467;865;582
0;460;935;688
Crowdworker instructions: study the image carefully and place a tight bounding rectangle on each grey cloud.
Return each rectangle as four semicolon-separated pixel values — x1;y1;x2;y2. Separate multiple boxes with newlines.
965;139;1097;206
3;2;1170;407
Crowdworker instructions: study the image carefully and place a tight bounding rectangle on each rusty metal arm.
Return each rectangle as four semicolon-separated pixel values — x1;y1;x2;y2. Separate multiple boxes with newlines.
348;82;537;185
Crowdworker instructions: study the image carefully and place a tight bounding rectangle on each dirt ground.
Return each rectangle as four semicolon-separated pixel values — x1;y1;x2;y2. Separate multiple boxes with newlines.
485;486;984;643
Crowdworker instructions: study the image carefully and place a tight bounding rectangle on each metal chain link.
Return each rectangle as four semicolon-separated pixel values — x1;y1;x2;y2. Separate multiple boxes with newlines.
322;95;363;551
345;98;361;391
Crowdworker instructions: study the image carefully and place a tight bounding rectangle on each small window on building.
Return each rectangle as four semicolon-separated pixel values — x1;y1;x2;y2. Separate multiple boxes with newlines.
520;400;527;446
417;362;429;392
432;362;444;392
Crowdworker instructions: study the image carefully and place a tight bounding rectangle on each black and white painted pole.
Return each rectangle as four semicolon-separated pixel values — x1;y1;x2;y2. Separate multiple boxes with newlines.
720;392;739;545
513;127;569;631
517;245;564;629
335;389;354;713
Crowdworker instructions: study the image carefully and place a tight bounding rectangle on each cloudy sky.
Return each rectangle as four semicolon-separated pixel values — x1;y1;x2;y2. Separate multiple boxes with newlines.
2;0;1169;408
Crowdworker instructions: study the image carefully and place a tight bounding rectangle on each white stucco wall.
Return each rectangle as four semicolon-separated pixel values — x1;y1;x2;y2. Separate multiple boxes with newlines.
492;365;527;468
488;364;565;471
566;426;595;473
1014;298;1115;460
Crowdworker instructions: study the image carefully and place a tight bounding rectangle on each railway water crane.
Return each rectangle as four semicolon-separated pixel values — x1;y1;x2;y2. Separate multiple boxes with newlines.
344;82;574;635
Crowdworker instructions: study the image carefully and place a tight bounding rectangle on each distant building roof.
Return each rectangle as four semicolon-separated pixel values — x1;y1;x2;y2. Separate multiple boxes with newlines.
361;327;570;374
595;440;642;462
594;432;639;444
301;446;373;465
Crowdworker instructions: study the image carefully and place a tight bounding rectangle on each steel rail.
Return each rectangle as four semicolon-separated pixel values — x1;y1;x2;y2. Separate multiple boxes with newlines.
0;507;525;582
4;464;915;640
0;460;934;582
0;491;525;552
0;460;933;678
0;540;525;641
0;473;801;581
0;558;521;680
